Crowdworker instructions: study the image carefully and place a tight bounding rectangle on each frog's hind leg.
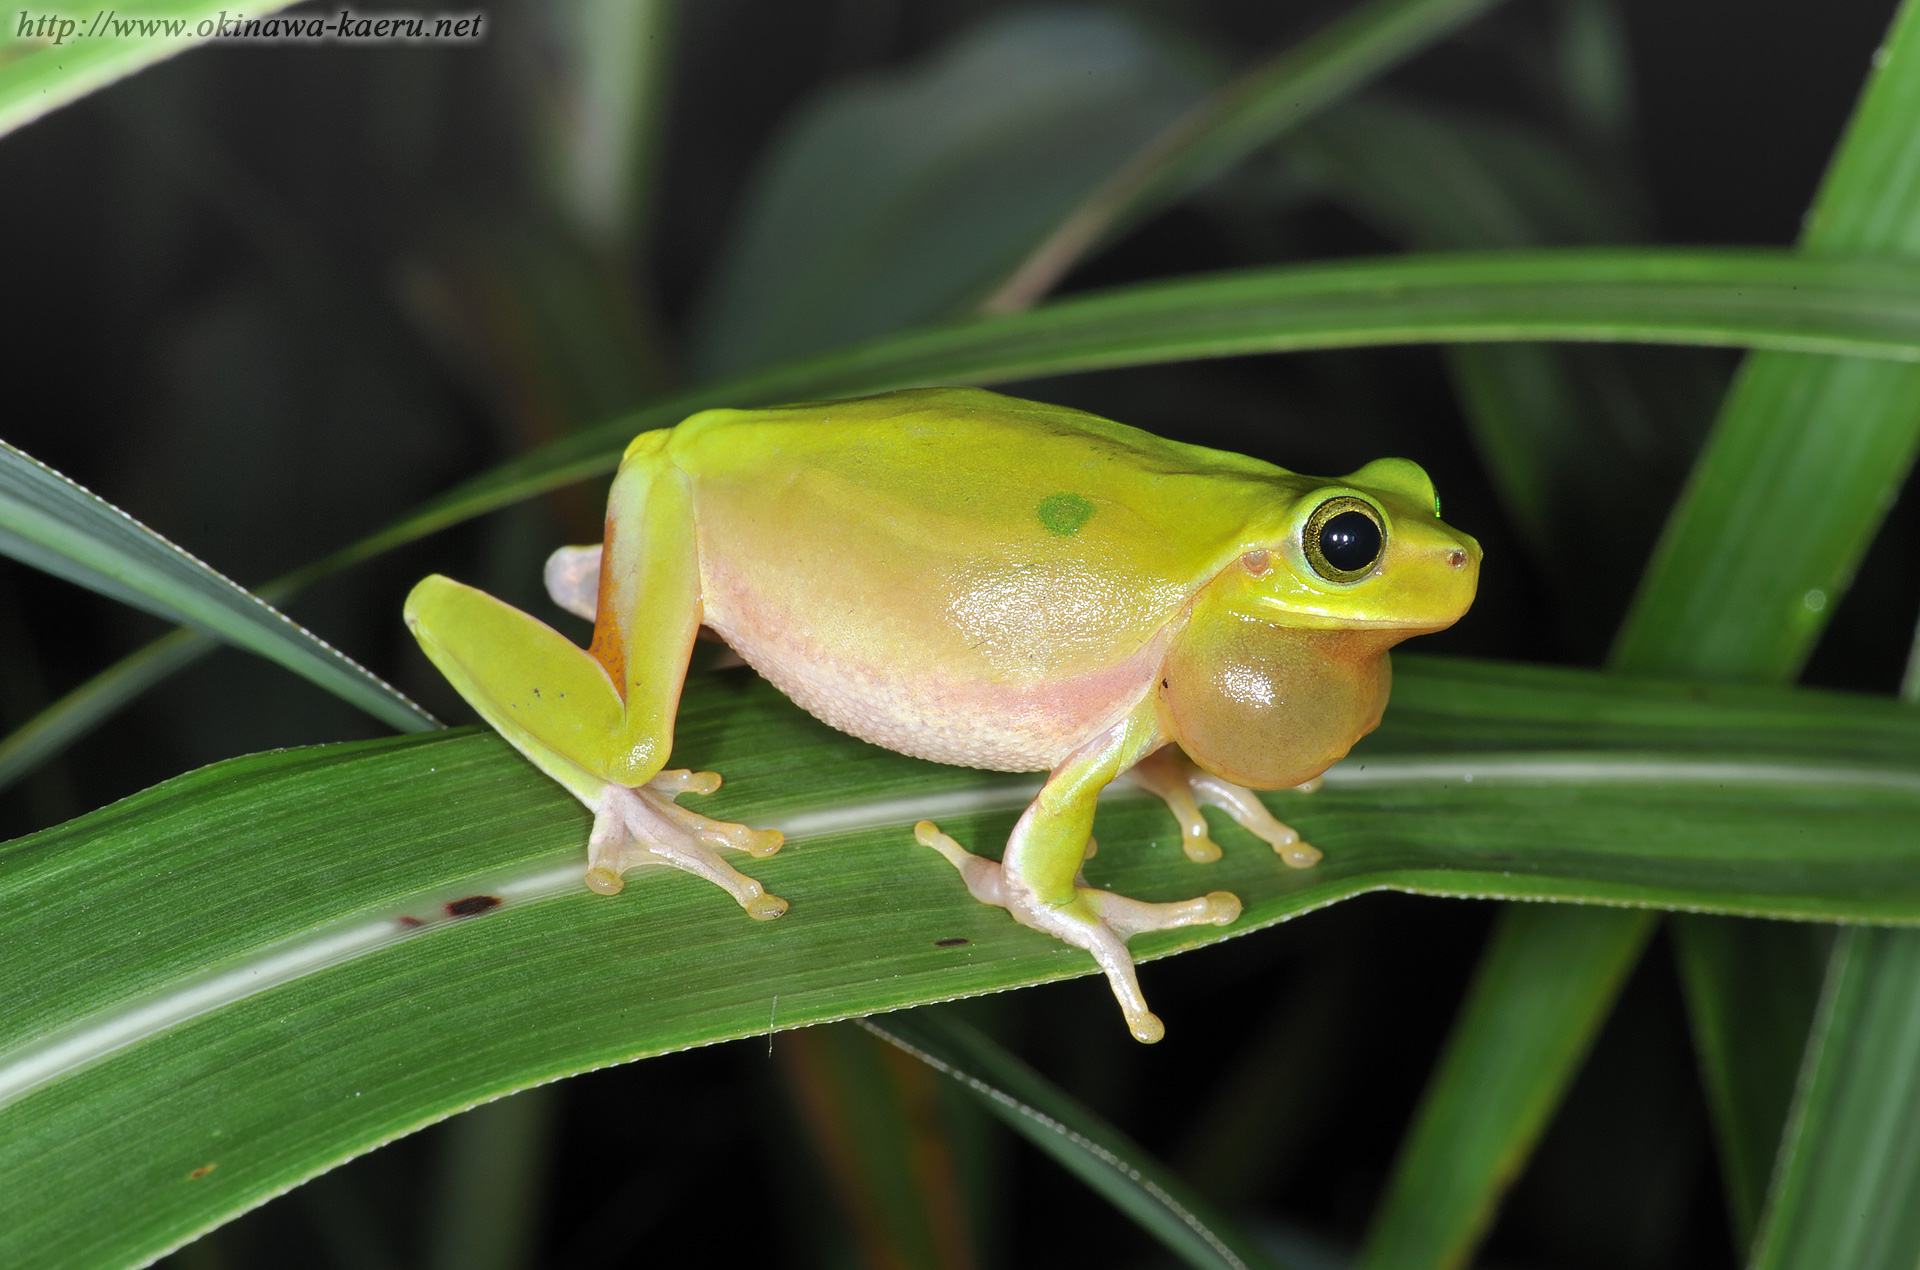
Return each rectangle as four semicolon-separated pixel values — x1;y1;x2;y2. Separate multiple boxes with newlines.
1128;748;1322;869
915;710;1241;1044
404;435;786;915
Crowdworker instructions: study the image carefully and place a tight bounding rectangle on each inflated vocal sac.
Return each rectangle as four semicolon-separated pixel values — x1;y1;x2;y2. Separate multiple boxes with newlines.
1155;589;1399;790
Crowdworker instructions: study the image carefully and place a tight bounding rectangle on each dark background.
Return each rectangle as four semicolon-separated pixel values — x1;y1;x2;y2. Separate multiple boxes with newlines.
0;1;1905;1266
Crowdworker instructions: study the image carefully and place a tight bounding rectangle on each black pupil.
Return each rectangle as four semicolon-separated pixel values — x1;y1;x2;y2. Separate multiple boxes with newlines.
1319;511;1381;572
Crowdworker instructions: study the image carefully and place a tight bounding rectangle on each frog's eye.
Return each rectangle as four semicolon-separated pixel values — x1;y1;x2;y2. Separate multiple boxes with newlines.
1303;497;1384;582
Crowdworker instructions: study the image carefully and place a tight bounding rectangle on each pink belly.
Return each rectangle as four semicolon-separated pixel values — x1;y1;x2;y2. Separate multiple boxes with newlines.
702;575;1165;773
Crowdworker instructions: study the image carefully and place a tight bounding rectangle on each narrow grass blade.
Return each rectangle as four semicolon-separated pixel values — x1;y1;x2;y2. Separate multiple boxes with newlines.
1357;905;1655;1270
1612;0;1920;681
0;440;435;732
1749;928;1920;1270
776;1024;980;1270
9;656;1920;1267
12;246;1913;796
0;627;212;794
0;1;299;139
861;1010;1280;1270
359;248;1920;572
1608;5;1920;1256
424;1086;558;1270
1670;916;1830;1250
980;0;1510;313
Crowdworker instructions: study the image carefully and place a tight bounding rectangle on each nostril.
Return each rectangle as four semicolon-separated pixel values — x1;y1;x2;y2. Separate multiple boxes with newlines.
1446;549;1467;569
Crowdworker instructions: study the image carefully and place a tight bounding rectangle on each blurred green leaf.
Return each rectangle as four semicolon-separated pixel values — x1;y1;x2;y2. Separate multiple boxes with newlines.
1357;905;1655;1270
0;0;298;139
14;246;1920;799
1287;93;1631;257
979;0;1510;313
424;1087;558;1270
1552;0;1635;144
10;655;1920;1267
1749;927;1920;1270
695;0;1509;371
863;1009;1279;1270
398;2;678;471
776;1024;980;1270
690;8;1210;377
532;0;676;255
0;439;436;734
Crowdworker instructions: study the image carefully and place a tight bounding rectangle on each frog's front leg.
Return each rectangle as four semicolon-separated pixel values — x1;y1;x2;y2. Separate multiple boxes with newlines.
404;439;786;916
1126;748;1323;868
917;706;1241;1043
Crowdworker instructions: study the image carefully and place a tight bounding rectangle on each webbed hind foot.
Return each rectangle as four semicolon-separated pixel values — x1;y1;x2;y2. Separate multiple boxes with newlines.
585;772;787;920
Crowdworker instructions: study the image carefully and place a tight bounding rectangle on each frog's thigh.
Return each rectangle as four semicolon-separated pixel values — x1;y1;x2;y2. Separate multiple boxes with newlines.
916;715;1240;1044
588;446;704;778
1130;748;1322;869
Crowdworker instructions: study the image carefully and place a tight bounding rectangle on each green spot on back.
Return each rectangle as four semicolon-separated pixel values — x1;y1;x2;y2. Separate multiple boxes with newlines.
1036;492;1094;536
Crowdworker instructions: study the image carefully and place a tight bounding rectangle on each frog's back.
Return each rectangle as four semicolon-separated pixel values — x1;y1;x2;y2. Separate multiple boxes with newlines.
660;388;1310;771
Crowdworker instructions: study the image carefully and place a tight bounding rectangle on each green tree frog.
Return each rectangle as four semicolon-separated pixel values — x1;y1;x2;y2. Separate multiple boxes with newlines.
405;388;1479;1042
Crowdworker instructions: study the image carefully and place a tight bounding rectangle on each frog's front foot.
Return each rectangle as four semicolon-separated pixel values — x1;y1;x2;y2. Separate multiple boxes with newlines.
1127;749;1322;869
915;820;1238;1044
584;771;788;920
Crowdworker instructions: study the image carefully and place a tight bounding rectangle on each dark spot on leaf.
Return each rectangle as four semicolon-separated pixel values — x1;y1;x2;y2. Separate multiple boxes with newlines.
188;1164;217;1180
532;687;542;698
1036;492;1094;536
396;915;424;928
446;895;501;917
934;937;970;947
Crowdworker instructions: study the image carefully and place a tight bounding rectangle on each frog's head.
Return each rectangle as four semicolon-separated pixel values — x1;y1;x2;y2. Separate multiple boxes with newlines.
1155;458;1480;789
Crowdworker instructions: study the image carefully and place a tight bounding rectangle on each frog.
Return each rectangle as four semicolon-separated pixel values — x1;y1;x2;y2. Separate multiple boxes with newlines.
404;387;1480;1042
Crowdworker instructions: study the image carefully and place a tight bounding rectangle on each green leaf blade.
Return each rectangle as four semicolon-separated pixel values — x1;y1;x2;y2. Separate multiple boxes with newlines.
390;248;1920;562
1752;928;1920;1270
1605;5;1920;1262
1615;0;1920;682
1671;916;1830;1250
0;440;436;733
8;658;1920;1267
0;1;300;139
